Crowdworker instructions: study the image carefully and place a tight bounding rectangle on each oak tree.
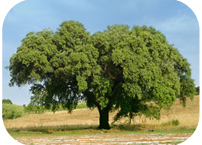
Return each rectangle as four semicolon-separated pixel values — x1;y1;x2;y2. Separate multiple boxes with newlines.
8;21;195;129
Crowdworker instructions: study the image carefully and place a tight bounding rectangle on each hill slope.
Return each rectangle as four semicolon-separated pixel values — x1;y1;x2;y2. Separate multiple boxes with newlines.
4;95;199;130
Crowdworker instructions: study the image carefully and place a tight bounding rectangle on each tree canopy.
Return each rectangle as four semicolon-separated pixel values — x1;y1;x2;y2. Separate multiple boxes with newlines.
2;99;13;104
8;20;195;129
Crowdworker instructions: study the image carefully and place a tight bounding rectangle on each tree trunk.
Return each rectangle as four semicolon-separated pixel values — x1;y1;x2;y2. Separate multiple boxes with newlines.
128;112;133;124
98;107;110;129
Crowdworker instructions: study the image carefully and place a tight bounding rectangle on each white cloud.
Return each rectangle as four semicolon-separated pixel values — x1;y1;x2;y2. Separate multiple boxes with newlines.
148;13;199;86
155;14;198;34
58;0;97;11
147;14;199;52
123;0;162;12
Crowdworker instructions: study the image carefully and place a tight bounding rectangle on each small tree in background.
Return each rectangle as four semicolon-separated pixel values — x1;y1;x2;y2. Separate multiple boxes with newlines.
2;99;13;104
195;86;200;95
2;99;26;120
8;21;195;129
2;104;25;120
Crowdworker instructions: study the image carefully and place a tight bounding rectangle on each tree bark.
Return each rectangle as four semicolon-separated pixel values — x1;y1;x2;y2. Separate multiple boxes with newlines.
98;107;110;129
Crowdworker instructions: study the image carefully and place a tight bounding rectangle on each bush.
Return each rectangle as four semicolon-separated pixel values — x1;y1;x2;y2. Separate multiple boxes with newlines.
2;103;25;120
161;119;180;126
195;86;200;95
24;104;46;114
76;102;87;109
172;119;179;126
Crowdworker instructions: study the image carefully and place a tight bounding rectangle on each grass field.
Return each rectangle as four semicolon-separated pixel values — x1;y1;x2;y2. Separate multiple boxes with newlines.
4;95;199;131
3;95;199;144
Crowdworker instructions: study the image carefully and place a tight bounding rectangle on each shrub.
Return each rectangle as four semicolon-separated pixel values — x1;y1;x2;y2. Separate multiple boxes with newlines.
76;102;87;109
2;103;25;120
161;119;180;126
195;86;200;95
24;104;45;114
172;119;179;126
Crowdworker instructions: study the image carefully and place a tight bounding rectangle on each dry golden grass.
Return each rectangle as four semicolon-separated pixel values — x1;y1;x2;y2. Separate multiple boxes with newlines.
3;95;199;130
138;95;200;127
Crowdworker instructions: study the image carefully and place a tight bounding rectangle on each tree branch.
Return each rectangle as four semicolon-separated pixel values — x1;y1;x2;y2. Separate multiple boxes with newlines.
104;66;116;79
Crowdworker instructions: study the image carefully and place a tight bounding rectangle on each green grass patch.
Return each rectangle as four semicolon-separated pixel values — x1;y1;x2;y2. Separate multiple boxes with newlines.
133;143;149;145
7;124;97;134
166;141;184;144
8;124;196;137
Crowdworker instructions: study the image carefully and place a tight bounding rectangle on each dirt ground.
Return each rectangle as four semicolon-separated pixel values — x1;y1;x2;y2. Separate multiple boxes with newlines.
13;132;192;145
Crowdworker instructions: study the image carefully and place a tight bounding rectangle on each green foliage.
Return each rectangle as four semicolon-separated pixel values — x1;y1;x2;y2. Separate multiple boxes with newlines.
8;20;195;129
172;119;180;126
2;103;25;120
24;84;47;113
195;86;200;95
161;119;179;126
2;99;13;104
76;102;87;109
24;103;46;114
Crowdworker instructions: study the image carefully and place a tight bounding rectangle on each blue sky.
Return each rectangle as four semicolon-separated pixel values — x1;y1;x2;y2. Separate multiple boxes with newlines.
2;0;199;105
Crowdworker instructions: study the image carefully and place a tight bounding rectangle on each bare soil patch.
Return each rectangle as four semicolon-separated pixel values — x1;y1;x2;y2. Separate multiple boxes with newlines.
13;132;192;145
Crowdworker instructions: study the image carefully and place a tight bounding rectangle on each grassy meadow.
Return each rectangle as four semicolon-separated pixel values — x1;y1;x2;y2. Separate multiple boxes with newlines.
3;95;199;135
